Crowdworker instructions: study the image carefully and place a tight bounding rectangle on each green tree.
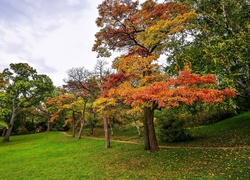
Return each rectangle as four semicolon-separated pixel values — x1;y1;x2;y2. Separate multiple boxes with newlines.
0;63;54;142
167;0;250;110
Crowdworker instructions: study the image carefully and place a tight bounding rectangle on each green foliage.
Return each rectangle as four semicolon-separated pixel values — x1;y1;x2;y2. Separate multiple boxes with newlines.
1;63;54;110
167;0;250;110
25;121;36;133
185;103;236;127
155;109;192;143
0;63;54;141
16;126;29;135
157;118;192;143
0;121;7;130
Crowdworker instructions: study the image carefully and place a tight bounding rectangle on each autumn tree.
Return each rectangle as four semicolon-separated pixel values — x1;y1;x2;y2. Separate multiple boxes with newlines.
63;67;100;139
63;60;110;139
0;63;54;142
47;92;85;137
93;0;197;151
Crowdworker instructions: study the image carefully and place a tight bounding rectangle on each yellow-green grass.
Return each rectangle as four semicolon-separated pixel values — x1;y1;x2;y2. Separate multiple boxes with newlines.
0;112;249;179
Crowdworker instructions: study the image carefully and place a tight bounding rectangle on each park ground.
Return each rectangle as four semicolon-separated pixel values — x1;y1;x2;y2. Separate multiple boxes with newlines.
0;111;249;179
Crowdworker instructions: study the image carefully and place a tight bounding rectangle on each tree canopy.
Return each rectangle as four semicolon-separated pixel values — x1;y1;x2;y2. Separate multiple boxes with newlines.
0;63;54;142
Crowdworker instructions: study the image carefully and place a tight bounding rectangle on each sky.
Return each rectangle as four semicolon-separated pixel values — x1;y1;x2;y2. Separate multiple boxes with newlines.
0;0;109;86
0;0;165;87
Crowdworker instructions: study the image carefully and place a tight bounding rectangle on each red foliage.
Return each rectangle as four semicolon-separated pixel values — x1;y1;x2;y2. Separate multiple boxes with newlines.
101;72;133;97
108;70;236;108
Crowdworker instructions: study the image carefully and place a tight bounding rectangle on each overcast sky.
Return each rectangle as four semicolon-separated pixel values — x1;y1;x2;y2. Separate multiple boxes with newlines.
0;0;166;87
0;0;110;86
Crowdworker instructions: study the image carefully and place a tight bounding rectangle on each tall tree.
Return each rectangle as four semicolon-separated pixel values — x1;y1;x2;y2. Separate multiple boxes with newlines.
63;61;110;139
102;68;236;151
64;67;98;139
93;0;197;151
0;63;54;142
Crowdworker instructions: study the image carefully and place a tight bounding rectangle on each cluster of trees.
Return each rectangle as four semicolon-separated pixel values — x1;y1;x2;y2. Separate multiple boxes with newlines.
1;0;248;152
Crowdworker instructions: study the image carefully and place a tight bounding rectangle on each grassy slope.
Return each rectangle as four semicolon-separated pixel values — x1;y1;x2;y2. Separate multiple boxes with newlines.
159;111;250;147
0;112;249;179
188;111;250;147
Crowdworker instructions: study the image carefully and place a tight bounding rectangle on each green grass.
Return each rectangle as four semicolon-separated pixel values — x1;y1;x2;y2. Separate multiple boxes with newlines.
0;112;249;179
151;111;250;148
187;111;250;147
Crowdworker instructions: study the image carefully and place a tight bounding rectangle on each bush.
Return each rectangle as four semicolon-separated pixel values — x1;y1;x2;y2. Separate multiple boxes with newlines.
157;118;192;143
17;126;29;135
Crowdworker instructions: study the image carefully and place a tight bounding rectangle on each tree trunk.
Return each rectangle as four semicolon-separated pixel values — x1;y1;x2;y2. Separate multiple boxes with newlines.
134;118;141;137
147;108;159;152
78;102;87;140
77;117;84;140
2;129;7;137
103;115;110;148
3;111;17;142
143;108;151;150
143;107;159;152
72;111;76;137
90;122;94;135
47;120;52;131
77;101;87;139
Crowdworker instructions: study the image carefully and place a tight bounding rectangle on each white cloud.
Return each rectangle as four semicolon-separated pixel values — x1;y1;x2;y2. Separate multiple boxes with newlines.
0;0;105;86
1;0;167;87
67;0;81;6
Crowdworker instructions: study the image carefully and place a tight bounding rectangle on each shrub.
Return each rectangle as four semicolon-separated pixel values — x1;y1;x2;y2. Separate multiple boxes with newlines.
17;126;29;135
157;118;192;143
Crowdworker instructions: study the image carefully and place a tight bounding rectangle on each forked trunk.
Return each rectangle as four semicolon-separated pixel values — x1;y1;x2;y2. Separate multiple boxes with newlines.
77;117;84;140
78;102;87;140
143;107;159;152
103;115;110;148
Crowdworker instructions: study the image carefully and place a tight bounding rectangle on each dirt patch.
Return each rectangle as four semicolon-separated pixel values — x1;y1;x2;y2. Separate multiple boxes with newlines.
59;131;250;149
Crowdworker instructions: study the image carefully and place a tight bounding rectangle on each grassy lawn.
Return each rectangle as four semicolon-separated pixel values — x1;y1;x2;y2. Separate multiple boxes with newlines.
0;112;249;179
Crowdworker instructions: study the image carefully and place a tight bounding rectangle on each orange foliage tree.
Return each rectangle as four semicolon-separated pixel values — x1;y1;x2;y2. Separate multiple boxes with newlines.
102;69;236;151
47;92;85;138
93;0;236;152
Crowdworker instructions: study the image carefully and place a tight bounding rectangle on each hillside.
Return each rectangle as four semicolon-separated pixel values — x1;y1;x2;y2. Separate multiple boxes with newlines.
0;112;249;179
186;111;250;147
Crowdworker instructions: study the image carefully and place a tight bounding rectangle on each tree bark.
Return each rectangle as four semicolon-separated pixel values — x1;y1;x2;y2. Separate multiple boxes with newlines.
78;102;87;140
103;115;110;148
77;117;84;140
143;108;151;150
72;111;76;137
143;107;159;152
3;111;17;142
147;108;159;152
47;120;52;131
